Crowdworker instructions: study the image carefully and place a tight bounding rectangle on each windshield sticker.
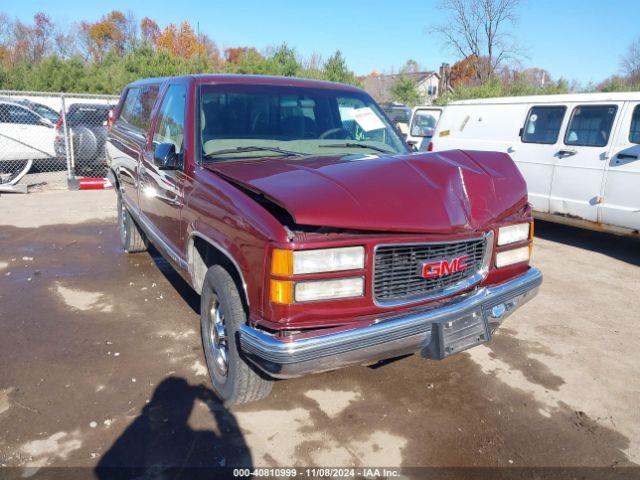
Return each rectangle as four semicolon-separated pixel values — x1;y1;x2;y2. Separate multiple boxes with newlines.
339;106;355;121
352;107;386;132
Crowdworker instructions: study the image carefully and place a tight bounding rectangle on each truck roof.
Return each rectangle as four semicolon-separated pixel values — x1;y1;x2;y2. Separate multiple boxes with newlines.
126;74;363;93
449;91;640;106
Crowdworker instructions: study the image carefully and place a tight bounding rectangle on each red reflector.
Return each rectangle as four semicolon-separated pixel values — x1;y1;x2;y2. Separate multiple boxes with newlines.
427;142;434;152
78;177;112;190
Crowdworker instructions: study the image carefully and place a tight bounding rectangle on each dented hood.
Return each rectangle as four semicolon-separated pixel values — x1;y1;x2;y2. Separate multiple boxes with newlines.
205;150;527;233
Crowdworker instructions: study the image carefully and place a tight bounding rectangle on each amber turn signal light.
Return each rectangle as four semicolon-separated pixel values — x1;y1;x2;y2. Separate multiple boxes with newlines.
270;279;293;304
271;249;293;276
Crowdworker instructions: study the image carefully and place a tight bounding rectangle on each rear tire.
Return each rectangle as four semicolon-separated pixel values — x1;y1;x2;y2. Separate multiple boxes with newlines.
117;195;147;253
200;265;273;405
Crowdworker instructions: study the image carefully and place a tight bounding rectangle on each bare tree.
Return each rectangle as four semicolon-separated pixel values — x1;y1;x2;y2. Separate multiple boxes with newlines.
431;0;521;82
621;36;640;84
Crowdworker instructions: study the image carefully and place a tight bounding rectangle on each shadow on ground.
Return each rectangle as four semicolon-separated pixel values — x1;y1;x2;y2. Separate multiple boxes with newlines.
148;245;200;314
534;220;640;266
95;377;250;478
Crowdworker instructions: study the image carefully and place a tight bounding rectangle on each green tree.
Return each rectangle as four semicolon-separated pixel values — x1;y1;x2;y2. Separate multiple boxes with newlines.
270;43;300;77
390;74;422;106
323;50;357;85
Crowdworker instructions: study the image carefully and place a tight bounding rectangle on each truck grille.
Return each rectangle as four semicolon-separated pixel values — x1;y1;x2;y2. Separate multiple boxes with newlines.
373;237;487;304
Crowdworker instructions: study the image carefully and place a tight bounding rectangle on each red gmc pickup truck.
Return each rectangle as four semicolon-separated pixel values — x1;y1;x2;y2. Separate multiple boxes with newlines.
106;74;542;404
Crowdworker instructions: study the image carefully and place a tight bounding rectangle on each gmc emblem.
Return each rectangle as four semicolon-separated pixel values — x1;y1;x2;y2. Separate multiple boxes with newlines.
421;255;469;278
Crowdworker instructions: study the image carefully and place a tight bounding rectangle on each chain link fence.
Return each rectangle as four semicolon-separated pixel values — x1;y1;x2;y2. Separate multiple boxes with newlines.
0;90;119;192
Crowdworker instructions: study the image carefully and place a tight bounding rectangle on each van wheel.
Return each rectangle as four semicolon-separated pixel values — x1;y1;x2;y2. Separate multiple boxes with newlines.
117;195;147;253
200;265;273;405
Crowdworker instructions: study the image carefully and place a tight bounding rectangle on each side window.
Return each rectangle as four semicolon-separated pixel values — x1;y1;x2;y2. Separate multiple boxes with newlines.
565;105;617;147
118;85;159;131
118;88;142;129
153;85;187;155
521;106;566;144
138;85;160;131
411;109;442;137
7;105;40;125
630;105;640;144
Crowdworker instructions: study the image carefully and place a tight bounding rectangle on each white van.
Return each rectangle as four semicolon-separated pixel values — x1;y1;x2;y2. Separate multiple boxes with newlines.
406;106;443;151
429;92;640;236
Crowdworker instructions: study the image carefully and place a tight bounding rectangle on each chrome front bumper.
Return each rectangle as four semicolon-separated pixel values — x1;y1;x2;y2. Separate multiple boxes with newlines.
239;268;542;379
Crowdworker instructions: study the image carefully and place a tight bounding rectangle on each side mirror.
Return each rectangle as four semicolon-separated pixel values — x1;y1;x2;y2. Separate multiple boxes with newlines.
154;143;179;170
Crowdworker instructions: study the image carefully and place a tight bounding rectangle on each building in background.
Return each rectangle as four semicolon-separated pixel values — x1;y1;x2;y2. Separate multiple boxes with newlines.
361;63;453;105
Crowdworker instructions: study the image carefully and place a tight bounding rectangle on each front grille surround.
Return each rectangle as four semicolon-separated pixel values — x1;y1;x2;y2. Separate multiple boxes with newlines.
373;232;493;307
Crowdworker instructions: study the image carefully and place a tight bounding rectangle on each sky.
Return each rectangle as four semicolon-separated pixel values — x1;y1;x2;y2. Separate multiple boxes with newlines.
1;0;638;86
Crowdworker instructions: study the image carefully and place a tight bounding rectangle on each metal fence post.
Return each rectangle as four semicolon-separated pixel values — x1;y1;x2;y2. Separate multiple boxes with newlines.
60;94;72;181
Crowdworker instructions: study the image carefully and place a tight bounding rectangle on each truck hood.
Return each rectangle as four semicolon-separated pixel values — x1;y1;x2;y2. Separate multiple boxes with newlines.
205;150;527;233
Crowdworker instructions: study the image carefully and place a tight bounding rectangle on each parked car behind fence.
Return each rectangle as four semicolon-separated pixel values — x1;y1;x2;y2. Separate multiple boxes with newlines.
0;90;118;188
54;103;112;177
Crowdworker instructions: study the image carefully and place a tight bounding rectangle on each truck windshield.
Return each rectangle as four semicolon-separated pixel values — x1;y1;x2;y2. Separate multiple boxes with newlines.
199;84;408;160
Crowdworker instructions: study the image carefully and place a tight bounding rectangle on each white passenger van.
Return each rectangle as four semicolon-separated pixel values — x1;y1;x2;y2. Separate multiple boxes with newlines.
429;92;640;236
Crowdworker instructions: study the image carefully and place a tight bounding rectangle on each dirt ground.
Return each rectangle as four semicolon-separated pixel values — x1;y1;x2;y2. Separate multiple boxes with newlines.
0;190;639;476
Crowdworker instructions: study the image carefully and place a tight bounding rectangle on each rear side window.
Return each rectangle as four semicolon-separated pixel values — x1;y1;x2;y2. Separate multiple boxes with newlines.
67;107;110;126
521;106;566;144
630;105;640;144
0;104;40;125
565;105;617;147
118;85;159;132
119;87;142;128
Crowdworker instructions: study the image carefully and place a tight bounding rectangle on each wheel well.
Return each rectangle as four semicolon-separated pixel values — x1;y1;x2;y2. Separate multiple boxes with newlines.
189;235;249;312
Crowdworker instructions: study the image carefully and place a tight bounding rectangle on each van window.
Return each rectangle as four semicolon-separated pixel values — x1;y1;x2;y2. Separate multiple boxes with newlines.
118;85;159;132
521;106;566;144
630;105;640;144
410;109;442;137
153;84;187;155
565;105;617;147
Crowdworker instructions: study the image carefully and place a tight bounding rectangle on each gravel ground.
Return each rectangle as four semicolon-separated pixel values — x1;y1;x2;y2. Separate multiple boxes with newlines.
0;190;639;477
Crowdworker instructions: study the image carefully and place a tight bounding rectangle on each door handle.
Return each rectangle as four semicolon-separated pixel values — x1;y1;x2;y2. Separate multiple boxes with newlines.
557;149;577;157
617;153;638;160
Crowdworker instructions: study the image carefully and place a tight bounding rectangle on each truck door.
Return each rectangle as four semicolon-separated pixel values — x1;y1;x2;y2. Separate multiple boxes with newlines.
139;84;187;257
600;101;640;231
549;103;622;223
108;87;145;209
517;105;568;213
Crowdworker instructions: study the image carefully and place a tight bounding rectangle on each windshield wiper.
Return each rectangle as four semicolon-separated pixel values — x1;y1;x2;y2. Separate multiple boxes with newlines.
203;146;305;160
318;142;395;154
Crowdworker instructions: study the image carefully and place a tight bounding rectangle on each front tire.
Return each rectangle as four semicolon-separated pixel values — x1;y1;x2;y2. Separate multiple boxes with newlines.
117;195;147;253
200;265;273;405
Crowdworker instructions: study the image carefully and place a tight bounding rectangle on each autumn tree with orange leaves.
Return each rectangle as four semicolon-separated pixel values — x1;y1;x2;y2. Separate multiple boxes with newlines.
0;9;357;93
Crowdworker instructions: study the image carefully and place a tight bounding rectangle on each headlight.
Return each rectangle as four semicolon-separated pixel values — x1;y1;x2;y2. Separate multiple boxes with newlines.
294;277;364;302
497;223;531;246
271;247;365;275
496;246;530;268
